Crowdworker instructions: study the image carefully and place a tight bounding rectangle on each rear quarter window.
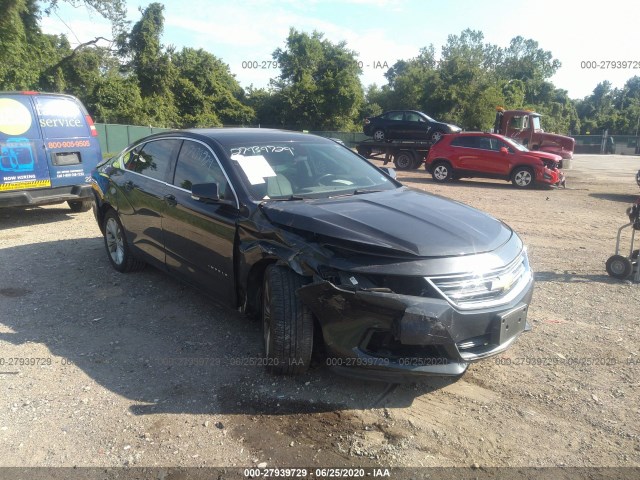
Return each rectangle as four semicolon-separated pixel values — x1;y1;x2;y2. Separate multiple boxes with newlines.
33;96;90;139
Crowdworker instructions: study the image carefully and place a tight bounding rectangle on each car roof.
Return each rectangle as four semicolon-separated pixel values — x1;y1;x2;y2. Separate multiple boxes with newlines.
136;128;334;148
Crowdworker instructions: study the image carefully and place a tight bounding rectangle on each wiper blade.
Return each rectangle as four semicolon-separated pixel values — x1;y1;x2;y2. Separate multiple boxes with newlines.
269;194;306;201
353;188;383;195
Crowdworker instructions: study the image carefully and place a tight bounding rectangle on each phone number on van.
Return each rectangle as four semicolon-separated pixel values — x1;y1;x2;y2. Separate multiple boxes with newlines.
47;140;91;149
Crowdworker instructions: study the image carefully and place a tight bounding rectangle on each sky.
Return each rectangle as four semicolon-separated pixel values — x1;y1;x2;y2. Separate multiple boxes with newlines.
41;0;640;99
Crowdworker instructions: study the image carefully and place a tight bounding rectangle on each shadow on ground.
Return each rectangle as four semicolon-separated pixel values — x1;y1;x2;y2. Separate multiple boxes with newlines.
0;238;458;421
589;192;639;204
0;205;79;229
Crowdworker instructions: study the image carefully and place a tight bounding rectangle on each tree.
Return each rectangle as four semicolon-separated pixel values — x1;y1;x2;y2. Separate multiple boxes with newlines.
271;28;364;131
172;48;254;127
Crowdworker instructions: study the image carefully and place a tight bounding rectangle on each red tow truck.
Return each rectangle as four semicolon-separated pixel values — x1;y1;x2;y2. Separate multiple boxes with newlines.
493;107;575;166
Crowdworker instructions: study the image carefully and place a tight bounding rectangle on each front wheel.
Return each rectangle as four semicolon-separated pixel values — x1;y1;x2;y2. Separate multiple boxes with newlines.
430;130;445;143
431;161;453;182
262;265;314;375
511;167;534;188
102;210;145;273
68;200;92;212
606;255;633;279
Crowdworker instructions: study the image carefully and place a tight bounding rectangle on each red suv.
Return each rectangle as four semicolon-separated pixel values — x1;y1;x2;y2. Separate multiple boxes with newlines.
425;132;564;188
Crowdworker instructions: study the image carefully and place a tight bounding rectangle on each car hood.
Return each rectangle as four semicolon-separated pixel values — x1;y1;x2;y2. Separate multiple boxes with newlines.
260;188;512;258
525;150;562;163
433;121;462;133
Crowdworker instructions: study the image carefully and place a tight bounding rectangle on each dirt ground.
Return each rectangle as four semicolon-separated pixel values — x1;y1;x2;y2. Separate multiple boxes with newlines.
0;154;639;472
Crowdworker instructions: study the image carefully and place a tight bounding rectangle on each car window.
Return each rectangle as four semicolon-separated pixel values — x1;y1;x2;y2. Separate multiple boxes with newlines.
173;140;232;199
509;116;525;129
450;136;481;148
405;112;423;122
531;116;541;130
388;112;404;121
475;137;502;151
125;139;181;183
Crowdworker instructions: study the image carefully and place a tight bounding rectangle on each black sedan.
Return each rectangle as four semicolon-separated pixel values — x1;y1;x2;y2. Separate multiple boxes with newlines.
363;110;462;143
91;129;533;381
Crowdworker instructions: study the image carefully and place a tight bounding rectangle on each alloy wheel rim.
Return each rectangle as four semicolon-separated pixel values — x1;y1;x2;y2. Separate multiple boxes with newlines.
515;171;532;186
105;218;125;265
434;166;448;180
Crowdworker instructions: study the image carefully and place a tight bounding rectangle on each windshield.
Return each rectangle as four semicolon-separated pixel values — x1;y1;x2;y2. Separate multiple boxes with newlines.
502;136;529;152
226;141;398;200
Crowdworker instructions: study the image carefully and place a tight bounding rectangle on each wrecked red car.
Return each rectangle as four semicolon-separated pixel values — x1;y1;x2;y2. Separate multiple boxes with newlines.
425;132;564;188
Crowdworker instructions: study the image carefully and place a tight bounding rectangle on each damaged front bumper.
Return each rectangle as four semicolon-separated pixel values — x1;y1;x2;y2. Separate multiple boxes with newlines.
298;276;534;381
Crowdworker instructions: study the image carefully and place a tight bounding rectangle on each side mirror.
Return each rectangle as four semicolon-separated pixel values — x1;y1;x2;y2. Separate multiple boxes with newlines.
500;147;509;155
191;182;219;202
103;164;117;176
380;167;397;179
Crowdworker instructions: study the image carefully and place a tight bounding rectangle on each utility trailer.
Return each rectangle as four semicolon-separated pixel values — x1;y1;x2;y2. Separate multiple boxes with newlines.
355;139;433;170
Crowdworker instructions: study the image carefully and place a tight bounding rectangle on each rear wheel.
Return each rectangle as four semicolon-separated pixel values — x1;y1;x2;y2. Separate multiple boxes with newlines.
68;200;92;212
357;146;372;158
511;167;534;188
394;150;414;170
606;255;633;279
262;265;314;375
102;210;145;273
431;161;453;182
373;129;386;142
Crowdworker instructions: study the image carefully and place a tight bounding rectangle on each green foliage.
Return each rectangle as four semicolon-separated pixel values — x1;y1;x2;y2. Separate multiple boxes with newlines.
271;29;364;131
2;5;637;137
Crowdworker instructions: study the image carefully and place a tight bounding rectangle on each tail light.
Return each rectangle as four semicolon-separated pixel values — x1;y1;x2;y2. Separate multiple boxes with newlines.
21;90;39;95
85;115;98;137
364;118;370;125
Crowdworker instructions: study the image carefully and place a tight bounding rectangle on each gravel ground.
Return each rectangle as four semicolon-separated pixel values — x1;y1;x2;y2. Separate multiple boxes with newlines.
0;154;639;470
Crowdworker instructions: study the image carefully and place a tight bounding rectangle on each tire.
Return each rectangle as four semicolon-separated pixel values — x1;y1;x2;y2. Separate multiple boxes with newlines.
394;150;414;170
511;167;534;188
102;209;145;273
262;265;314;375
373;129;386;142
357;146;372;158
68;200;92;212
606;255;633;279
431;161;453;183
430;129;445;143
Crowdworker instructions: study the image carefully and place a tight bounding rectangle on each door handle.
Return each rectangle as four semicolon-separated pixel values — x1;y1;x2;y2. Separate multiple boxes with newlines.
123;180;134;192
164;194;177;207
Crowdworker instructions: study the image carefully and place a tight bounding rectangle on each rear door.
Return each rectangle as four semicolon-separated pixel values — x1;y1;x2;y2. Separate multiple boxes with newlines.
0;94;50;193
162;139;238;304
451;136;482;173
33;95;101;188
384;111;405;139
114;138;182;265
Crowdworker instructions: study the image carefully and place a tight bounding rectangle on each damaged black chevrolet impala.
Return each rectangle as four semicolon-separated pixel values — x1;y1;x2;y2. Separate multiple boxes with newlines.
91;129;533;381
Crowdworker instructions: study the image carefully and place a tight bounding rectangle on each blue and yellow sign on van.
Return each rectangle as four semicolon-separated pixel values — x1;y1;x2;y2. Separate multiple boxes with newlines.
0;92;102;209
